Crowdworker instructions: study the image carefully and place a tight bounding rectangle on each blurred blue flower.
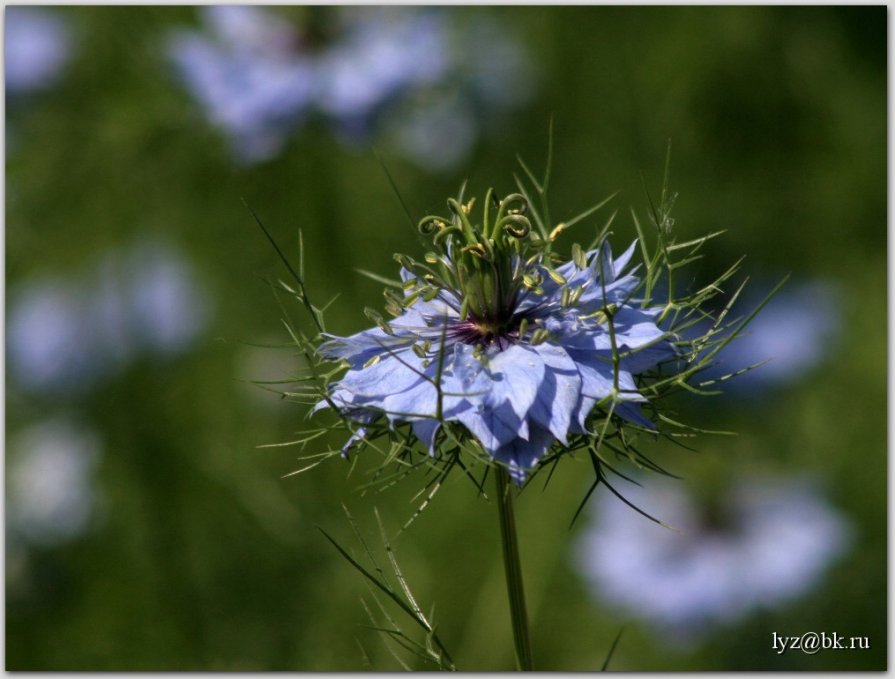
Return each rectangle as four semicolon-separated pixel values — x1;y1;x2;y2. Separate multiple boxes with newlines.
388;92;479;173
699;278;841;393
165;6;534;171
5;7;72;96
386;17;534;171
7;278;112;393
316;9;450;139
574;473;852;642
127;240;212;355
166;6;316;163
316;241;674;483
321;7;534;168
7;240;211;395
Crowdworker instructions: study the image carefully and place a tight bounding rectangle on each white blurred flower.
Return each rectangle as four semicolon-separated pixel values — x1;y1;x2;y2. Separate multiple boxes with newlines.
7;419;102;546
5;7;72;95
574;474;851;642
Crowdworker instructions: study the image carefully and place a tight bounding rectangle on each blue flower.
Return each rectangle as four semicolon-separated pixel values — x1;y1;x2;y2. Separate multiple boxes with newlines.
574;473;852;642
165;7;535;171
5;7;73;97
696;278;841;394
314;191;675;483
166;6;316;163
315;9;451;138
7;240;211;395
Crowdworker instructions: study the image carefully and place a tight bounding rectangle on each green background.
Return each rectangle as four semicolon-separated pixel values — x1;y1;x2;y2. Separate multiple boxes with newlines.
6;6;886;671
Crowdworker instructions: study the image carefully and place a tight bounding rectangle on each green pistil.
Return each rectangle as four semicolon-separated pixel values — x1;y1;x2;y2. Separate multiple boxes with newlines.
415;188;545;325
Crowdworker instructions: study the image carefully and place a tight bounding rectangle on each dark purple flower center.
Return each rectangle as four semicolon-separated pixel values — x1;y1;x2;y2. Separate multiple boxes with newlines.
450;310;524;351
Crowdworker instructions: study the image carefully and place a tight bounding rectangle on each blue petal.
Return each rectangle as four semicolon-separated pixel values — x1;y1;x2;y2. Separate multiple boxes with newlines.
492;424;554;485
382;378;438;421
612;307;668;346
338;410;379;458
566;351;615;400
318;307;429;367
411;419;441;455
378;369;477;423
527;343;581;444
570;352;615;432
483;344;546;422
619;343;677;375
613;401;656;430
340;427;368;458
335;350;429;400
456;399;527;451
612;240;638;279
318;326;399;367
574;274;639;312
543;312;582;337
566;350;644;430
558;330;614;352
444;342;488;393
408;293;462;320
389;307;434;334
570;394;597;433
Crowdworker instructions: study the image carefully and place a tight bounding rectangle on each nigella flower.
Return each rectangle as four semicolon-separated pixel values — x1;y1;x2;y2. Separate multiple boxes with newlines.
695;278;841;395
5;7;73;97
315;8;451;139
164;6;537;173
7;239;211;395
166;6;316;163
314;190;676;483
574;473;852;642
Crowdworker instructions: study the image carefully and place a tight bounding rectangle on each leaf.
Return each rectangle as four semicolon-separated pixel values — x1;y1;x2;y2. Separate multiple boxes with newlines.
318;506;456;670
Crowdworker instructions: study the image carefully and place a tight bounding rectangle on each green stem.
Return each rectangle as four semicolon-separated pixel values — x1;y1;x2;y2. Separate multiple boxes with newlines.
495;467;534;671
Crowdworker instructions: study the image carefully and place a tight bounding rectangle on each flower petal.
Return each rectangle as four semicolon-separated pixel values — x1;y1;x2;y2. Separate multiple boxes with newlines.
612;240;638;279
619;344;677;375
612;307;668;347
613;401;656;430
483;343;546;422
411;419;441;455
527;343;581;444
456;400;527;450
568;352;615;401
317;326;401;367
383;378;438;421
493;423;554;484
334;350;429;401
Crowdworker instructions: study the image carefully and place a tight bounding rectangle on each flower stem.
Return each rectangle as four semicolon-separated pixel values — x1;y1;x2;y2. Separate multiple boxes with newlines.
495;466;534;671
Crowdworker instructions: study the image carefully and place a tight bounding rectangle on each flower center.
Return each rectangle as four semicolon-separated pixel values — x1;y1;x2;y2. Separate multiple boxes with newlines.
404;188;558;352
451;309;525;350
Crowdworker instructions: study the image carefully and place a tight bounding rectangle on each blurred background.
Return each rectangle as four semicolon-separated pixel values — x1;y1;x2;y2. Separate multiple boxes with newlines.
5;5;885;671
